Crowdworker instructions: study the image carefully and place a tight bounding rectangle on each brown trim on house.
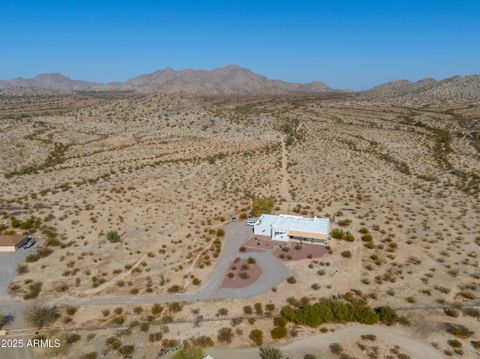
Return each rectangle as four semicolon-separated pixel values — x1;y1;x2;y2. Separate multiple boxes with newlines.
287;230;327;240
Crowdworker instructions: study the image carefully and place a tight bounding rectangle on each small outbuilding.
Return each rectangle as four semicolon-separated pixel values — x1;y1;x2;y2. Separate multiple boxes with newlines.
254;214;330;244
0;235;29;252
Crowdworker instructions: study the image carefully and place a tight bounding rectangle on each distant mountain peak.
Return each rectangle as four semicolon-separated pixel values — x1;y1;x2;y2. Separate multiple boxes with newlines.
0;65;335;94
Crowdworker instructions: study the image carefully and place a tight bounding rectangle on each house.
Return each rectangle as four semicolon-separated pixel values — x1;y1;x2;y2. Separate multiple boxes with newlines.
202;355;214;359
0;235;29;252
254;214;330;244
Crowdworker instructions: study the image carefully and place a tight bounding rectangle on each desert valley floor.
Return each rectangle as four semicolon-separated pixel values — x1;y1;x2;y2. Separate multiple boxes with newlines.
0;91;479;358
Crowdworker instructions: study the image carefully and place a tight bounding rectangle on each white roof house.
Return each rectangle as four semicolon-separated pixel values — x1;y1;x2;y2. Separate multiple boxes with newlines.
254;214;330;243
203;355;214;359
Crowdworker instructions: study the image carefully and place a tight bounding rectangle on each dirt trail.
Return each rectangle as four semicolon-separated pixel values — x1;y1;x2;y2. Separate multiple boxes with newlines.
209;324;444;359
280;138;290;212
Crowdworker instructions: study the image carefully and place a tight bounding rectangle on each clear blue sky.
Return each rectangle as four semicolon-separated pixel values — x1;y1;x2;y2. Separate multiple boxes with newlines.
1;0;479;89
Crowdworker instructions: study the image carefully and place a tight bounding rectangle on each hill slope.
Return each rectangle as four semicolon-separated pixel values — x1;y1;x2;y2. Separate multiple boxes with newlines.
362;75;480;102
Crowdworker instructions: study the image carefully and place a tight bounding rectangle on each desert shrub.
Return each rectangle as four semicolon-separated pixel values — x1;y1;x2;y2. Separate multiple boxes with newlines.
445;323;474;338
271;326;288;339
65;307;77;316
443;307;459;317
281;298;379;327
106;231;120;243
25;281;43;300
65;333;81;344
17;264;29;274
118;345;134;355
190;336;214;348
337;219;351;227
172;346;204;359
251;197;275;216
344;232;355;242
217;308;228;316
217;327;233;343
243;306;253;314
106;337;122;350
329;343;343;354
462;307;480;318
361;334;376;341
26;305;60;329
259;346;283;359
168;285;183;293
149;332;163;342
216;228;225;237
265;303;275;312
448;339;462;348
471;340;480;350
249;329;264;346
341;250;352;258
151;303;163;315
304;355;317;359
330;228;345;239
286;276;297;284
273;316;288;327
361;234;373;242
168;302;183;313
80;353;98;359
377;306;398;325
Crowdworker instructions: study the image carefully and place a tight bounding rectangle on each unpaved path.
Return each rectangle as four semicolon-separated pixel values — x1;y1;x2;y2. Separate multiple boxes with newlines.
280;138;290;212
209;324;444;359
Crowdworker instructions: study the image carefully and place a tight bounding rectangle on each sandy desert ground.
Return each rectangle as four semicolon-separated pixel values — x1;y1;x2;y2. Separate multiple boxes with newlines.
0;91;479;358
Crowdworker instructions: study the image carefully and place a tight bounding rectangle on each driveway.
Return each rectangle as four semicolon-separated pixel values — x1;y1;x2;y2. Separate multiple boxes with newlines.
0;242;38;298
0;222;289;329
51;221;289;306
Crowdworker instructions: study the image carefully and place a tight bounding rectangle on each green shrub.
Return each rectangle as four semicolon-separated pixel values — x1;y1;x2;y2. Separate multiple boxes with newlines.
330;228;345;239
106;231;120;243
446;323;474;338
448;339;462;348
271;326;288;339
361;234;373;242
377;306;398;325
217;327;233;343
344;232;355;242
249;329;264;346
341;250;352;258
251;197;275;216
118;345;134;355
151;303;163;315
26;305;60;329
65;333;81;344
173;346;204;359
273;316;288;327
337;219;351;227
281;298;379;327
259;346;283;359
329;343;343;354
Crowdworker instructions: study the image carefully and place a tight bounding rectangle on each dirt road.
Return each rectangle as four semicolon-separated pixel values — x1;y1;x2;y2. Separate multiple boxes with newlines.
208;324;444;359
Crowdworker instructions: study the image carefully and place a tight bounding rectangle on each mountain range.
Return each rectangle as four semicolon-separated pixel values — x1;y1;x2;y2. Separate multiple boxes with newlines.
0;65;331;95
1;65;479;101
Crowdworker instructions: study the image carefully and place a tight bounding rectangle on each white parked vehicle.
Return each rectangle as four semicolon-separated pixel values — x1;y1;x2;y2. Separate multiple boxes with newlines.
245;220;256;226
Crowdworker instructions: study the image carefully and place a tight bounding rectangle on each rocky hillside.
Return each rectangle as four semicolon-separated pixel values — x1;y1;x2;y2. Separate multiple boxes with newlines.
362;75;480;102
0;73;98;91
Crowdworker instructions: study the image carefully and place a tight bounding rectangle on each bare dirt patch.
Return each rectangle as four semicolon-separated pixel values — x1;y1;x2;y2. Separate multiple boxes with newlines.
221;258;262;288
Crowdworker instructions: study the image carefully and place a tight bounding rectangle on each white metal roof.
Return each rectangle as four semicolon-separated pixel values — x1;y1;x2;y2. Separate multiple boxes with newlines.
255;214;329;235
